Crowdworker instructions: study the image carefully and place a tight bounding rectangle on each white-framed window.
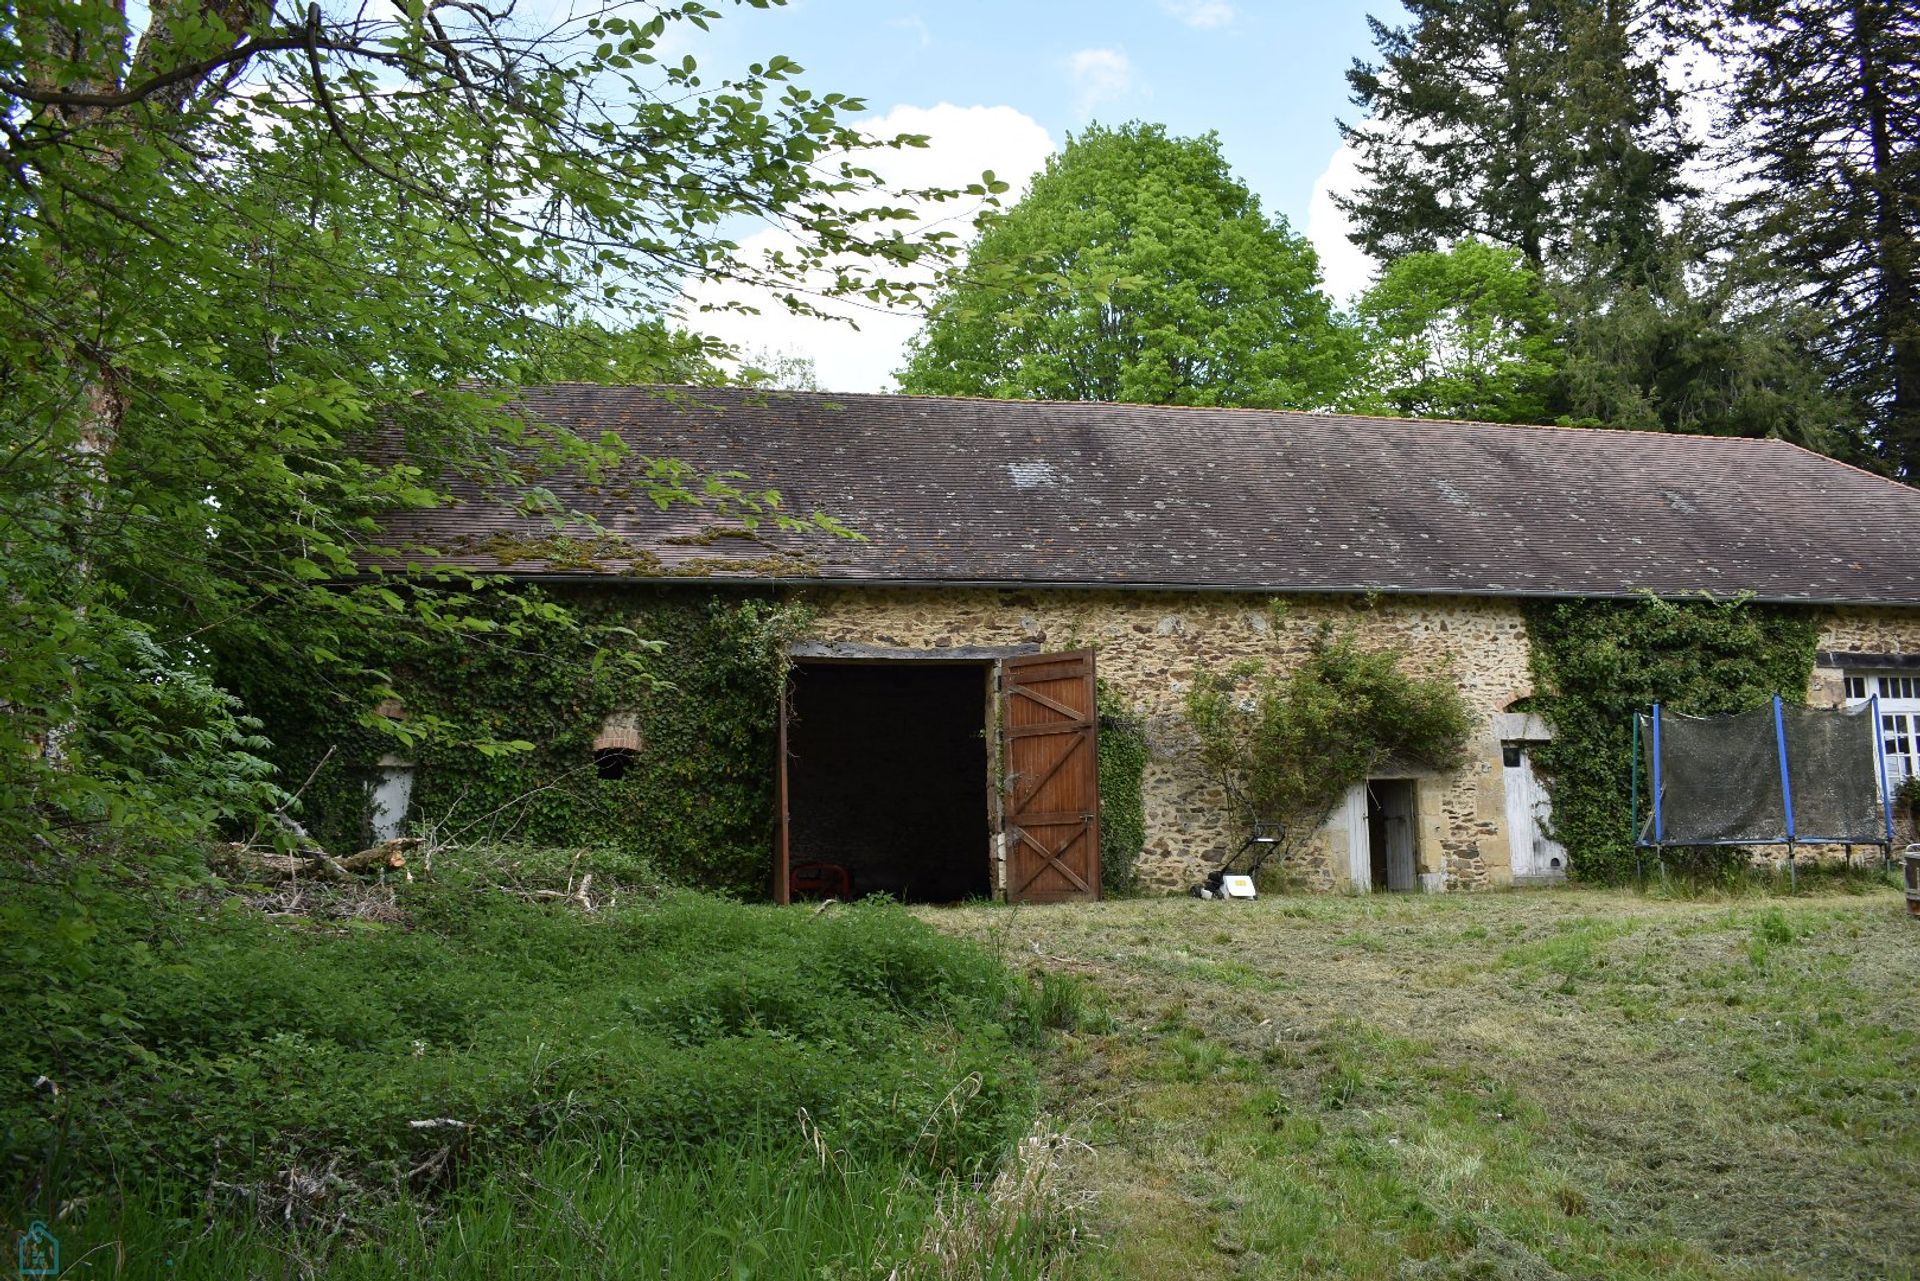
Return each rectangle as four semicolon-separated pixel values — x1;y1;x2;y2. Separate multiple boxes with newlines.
1844;672;1920;783
1876;675;1919;701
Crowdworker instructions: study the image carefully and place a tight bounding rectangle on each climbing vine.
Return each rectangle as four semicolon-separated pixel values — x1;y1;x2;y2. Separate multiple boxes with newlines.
1186;626;1474;872
1522;595;1821;883
222;587;811;894
1096;680;1149;896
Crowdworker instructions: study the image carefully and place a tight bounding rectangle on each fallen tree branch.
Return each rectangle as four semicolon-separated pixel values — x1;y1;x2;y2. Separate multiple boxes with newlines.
213;837;421;882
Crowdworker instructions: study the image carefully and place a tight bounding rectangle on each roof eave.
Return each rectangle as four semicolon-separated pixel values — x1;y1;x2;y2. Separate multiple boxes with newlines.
481;571;1920;609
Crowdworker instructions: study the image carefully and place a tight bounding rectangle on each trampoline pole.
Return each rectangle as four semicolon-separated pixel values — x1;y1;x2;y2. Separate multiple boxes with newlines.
1651;703;1663;846
1872;693;1894;869
1774;694;1796;890
1631;713;1642;882
1652;703;1665;882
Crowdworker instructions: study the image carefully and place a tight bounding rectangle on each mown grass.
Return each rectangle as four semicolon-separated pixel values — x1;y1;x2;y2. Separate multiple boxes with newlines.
2;854;1064;1278
930;873;1920;1279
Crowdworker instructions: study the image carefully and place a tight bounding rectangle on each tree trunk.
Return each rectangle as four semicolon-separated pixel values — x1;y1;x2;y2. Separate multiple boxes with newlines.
20;0;266;762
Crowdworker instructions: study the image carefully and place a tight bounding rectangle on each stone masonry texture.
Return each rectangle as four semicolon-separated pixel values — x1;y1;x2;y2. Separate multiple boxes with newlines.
799;588;1534;894
787;589;1920;894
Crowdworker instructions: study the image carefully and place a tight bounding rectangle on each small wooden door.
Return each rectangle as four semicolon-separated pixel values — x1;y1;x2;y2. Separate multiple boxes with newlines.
1001;651;1100;903
1502;743;1568;882
1382;785;1417;892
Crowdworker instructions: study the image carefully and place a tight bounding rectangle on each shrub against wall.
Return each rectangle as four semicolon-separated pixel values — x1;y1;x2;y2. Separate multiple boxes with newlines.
1095;681;1148;896
1186;626;1474;871
1522;595;1821;883
225;588;808;894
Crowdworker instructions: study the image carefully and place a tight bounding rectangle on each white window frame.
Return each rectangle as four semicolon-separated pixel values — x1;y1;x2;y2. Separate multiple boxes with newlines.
1843;673;1920;785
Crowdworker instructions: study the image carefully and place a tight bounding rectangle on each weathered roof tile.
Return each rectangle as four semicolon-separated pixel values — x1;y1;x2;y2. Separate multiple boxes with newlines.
381;385;1920;605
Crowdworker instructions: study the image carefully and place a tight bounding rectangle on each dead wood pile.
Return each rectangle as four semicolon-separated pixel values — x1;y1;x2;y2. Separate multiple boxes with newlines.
212;837;421;883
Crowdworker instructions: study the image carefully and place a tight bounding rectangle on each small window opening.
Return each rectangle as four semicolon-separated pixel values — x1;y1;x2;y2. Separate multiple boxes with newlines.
592;712;643;781
595;748;635;780
368;756;415;842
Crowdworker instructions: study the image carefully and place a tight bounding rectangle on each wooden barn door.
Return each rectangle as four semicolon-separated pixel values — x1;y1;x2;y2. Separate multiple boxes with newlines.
1001;651;1101;903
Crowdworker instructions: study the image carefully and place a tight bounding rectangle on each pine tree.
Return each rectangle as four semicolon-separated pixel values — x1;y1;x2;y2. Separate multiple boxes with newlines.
1553;223;1852;449
1339;0;1853;449
1724;0;1920;477
1339;0;1693;282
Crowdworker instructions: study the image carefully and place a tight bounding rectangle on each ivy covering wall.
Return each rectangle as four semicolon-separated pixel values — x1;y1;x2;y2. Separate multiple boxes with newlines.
1522;596;1822;883
225;587;809;895
1095;681;1149;896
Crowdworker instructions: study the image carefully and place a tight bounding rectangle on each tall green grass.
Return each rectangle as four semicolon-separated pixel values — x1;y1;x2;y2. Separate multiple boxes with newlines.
47;1134;1066;1280
3;863;1052;1276
1632;856;1900;900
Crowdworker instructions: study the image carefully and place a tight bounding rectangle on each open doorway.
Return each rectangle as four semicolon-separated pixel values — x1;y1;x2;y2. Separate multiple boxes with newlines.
783;662;992;903
1366;779;1418;892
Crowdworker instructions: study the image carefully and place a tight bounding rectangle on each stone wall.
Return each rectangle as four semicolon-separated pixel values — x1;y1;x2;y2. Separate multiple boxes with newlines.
799;588;1534;894
1811;606;1920;705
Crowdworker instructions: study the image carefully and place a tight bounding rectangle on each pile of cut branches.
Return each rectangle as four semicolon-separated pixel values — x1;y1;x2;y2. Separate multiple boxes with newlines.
211;836;420;884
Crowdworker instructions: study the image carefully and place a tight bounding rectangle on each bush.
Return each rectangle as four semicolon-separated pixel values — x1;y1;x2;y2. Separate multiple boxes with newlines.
1186;626;1474;868
222;590;810;895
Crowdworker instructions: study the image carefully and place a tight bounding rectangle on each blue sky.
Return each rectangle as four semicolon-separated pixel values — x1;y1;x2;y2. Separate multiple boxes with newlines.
667;0;1408;390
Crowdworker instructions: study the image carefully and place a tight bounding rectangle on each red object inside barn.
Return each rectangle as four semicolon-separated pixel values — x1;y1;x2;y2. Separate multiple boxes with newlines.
788;860;852;901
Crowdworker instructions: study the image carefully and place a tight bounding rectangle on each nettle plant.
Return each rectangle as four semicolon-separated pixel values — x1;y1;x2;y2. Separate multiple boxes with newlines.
1186;625;1474;872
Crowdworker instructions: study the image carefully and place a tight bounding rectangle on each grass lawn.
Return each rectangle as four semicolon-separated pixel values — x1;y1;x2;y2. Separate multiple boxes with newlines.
929;880;1920;1280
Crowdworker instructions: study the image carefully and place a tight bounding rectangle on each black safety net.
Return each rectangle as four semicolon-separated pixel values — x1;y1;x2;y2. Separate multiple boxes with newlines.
1780;702;1886;842
1638;701;1888;846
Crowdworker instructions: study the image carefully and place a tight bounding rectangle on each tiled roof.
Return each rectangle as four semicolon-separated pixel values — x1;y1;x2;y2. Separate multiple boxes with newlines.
379;384;1920;605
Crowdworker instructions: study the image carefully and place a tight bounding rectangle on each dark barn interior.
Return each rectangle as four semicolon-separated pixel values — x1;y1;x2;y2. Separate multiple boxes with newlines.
785;662;992;903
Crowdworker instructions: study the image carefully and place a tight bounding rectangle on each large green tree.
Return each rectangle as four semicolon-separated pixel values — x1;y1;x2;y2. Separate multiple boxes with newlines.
1347;240;1561;422
0;0;968;863
1551;225;1851;449
1722;0;1920;477
898;122;1355;408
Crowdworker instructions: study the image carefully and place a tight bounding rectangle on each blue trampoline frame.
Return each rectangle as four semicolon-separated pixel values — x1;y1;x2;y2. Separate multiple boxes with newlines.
1628;694;1896;876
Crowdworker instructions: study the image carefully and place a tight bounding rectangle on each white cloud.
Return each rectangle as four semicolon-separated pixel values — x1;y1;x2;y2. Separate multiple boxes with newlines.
677;103;1056;393
889;15;933;50
1162;1;1235;29
1068;48;1134;117
1305;136;1378;306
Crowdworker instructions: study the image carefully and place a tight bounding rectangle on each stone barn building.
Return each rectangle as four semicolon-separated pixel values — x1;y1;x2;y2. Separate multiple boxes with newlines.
383;385;1920;901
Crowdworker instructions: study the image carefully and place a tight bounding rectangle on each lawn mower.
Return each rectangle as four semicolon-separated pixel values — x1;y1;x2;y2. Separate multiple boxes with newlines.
1190;822;1283;899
